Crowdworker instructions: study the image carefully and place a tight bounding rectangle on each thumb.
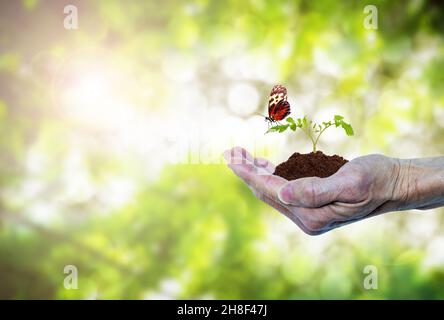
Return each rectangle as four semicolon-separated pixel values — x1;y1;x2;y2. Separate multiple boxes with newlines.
278;176;343;208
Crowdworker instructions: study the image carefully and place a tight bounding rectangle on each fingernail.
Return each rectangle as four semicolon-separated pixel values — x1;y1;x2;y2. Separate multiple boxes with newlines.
278;184;293;204
255;158;268;167
223;150;242;165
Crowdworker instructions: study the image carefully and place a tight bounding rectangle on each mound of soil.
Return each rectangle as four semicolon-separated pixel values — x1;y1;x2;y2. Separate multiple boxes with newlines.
274;151;348;180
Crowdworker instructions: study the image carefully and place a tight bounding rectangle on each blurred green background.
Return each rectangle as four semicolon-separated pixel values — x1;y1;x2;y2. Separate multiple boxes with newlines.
1;0;444;299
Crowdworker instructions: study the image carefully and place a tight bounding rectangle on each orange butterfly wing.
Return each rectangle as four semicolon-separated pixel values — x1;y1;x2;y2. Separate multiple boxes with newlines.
268;85;290;121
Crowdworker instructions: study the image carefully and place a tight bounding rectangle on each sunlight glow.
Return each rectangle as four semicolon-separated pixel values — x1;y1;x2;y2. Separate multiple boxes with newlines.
61;67;123;129
228;82;259;116
73;73;109;102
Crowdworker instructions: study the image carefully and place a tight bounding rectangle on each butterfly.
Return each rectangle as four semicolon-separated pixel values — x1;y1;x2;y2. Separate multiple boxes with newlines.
263;85;291;127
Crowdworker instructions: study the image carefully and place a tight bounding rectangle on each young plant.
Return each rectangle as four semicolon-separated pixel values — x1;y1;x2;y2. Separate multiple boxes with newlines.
267;115;354;152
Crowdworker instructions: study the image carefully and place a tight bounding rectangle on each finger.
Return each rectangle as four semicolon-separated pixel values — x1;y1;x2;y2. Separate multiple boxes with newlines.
223;147;253;165
254;192;321;235
257;179;365;234
253;157;276;174
278;175;347;208
247;168;342;234
228;163;287;202
325;207;382;230
293;205;339;234
296;201;376;232
224;147;276;175
223;147;276;172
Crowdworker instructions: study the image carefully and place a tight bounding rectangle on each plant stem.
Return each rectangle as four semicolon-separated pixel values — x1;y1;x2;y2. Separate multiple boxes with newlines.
312;124;331;153
300;123;317;153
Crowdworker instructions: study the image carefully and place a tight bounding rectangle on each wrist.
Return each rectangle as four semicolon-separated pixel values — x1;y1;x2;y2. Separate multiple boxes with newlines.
394;157;444;211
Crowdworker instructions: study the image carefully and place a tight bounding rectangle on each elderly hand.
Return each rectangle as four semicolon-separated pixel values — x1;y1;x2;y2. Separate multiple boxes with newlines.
224;147;444;235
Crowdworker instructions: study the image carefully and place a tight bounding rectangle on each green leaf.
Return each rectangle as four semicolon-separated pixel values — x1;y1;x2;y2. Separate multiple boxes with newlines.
266;124;289;133
290;123;297;131
266;127;279;133
334;115;344;121
286;117;295;124
341;122;354;136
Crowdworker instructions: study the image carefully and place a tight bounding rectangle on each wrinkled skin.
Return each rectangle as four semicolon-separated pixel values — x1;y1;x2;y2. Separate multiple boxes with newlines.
224;147;444;235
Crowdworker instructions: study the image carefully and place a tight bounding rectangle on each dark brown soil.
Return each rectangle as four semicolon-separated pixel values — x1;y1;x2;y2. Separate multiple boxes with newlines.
274;151;348;180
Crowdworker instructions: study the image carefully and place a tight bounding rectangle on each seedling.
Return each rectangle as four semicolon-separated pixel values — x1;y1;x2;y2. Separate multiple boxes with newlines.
259;85;354;180
266;115;354;152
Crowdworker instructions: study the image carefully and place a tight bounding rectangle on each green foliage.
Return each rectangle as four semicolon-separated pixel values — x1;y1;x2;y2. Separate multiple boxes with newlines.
1;0;444;300
267;115;354;152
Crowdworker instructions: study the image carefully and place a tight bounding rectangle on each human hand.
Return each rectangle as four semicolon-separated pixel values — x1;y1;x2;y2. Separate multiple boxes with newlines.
224;147;408;235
